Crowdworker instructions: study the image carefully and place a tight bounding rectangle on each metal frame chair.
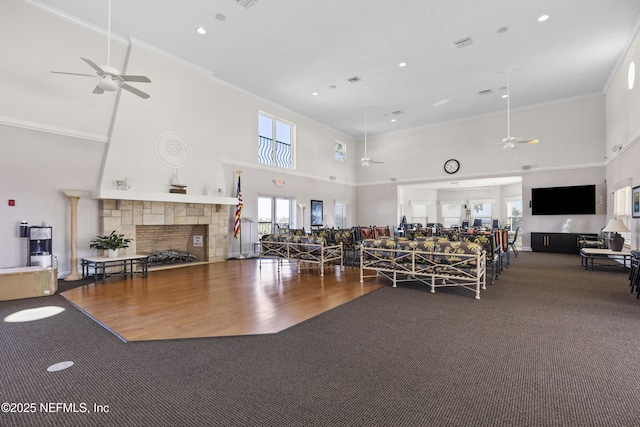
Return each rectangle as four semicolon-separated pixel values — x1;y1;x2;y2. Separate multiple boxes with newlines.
508;226;521;258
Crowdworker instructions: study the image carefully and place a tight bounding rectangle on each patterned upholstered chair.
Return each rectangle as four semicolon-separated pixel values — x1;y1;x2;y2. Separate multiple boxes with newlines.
333;228;358;266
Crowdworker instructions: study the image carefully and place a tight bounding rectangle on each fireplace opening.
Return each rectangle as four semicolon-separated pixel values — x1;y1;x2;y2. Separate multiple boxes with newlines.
136;225;207;267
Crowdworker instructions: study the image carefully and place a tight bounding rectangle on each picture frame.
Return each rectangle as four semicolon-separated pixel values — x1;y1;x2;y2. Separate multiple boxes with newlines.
633;185;640;218
311;200;323;227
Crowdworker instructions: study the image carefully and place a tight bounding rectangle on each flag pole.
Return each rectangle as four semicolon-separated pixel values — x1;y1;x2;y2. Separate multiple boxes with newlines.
234;171;245;259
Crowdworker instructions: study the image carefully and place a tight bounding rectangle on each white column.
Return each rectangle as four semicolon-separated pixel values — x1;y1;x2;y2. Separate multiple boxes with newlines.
62;190;85;281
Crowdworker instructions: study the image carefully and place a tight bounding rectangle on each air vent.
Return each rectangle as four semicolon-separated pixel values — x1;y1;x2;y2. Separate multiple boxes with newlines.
235;0;258;9
478;89;493;96
454;37;473;49
346;75;362;83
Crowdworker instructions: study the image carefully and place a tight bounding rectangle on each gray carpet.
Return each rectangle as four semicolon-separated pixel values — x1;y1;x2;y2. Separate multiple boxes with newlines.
1;252;639;426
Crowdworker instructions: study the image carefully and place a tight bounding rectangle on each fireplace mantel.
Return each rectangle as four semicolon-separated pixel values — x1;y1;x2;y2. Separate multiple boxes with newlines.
91;189;238;206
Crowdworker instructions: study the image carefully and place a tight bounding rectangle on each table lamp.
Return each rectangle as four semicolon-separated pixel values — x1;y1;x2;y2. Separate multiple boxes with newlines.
601;218;629;251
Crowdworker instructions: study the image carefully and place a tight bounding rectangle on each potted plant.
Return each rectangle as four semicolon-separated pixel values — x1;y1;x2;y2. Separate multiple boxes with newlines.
89;231;132;257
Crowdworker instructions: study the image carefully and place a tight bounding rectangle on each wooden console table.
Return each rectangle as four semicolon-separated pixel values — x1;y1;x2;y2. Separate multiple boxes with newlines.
82;254;149;284
580;248;632;270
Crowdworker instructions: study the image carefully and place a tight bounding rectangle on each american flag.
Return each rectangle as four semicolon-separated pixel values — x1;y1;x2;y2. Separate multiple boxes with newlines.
233;175;243;239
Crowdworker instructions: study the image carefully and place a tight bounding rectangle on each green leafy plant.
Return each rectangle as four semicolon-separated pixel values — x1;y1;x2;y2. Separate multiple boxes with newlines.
89;231;132;250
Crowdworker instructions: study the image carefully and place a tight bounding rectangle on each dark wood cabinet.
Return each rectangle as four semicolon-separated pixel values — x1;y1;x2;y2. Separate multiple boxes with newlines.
530;232;595;254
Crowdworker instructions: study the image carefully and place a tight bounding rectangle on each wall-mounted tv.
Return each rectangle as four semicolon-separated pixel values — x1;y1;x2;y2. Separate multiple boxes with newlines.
531;184;596;215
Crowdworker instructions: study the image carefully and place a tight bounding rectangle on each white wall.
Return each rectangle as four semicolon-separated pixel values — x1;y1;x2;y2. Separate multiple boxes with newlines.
604;24;640;250
354;95;606;185
0;126;103;270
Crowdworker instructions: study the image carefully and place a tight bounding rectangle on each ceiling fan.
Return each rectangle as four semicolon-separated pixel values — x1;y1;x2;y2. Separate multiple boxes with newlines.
360;107;383;166
50;0;151;99
499;69;538;150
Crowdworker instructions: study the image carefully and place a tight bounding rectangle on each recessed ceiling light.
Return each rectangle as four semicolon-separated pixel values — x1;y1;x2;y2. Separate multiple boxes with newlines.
329;85;337;89
399;62;407;67
312;92;318;96
215;13;227;21
497;27;509;34
391;119;396;122
502;94;509;99
538;14;549;22
196;26;207;35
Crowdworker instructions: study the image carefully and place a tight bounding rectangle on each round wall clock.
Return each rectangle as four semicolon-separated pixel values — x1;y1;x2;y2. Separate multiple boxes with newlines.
444;159;460;174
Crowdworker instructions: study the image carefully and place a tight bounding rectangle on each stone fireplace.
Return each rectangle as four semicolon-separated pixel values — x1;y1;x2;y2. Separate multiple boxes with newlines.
98;199;229;264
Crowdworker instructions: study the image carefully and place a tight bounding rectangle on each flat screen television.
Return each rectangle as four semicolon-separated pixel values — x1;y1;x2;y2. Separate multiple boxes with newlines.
531;184;596;215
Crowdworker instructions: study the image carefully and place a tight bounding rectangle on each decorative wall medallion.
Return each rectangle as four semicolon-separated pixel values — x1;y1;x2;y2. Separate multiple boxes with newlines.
155;132;191;168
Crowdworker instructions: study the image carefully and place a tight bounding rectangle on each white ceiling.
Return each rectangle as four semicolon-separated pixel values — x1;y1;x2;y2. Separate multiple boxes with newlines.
29;0;640;141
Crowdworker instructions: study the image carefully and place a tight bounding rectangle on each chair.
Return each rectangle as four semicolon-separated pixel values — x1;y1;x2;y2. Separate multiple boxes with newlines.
629;250;640;297
578;229;606;249
508;226;520;258
473;218;483;227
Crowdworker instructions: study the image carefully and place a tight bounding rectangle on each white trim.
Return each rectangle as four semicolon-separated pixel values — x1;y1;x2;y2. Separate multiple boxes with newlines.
0;116;108;143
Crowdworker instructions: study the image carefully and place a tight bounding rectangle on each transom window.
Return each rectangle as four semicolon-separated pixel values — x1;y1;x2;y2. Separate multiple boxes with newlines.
258;112;294;169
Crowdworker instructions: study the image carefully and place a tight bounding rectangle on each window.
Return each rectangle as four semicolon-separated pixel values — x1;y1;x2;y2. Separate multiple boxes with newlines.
335;140;346;162
506;199;523;231
441;203;461;227
613;185;631;246
411;202;428;226
258;113;294;169
258;196;292;238
469;200;492;227
335;202;347;229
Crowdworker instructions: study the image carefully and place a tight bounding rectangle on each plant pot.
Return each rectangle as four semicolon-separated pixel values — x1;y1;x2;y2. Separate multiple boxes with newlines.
107;249;119;258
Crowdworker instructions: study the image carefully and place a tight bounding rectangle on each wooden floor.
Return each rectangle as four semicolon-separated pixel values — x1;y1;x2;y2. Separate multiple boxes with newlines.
61;258;385;341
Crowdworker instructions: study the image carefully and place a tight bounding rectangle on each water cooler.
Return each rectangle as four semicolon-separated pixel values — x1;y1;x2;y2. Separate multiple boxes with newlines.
27;226;53;267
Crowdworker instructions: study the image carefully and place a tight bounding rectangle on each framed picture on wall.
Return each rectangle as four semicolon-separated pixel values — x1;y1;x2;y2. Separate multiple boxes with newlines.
311;200;323;226
632;185;640;218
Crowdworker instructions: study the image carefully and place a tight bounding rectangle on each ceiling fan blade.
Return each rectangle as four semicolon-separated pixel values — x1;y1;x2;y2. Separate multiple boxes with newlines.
119;75;151;83
93;85;105;95
80;57;105;74
513;137;539;144
120;83;150;99
50;71;95;78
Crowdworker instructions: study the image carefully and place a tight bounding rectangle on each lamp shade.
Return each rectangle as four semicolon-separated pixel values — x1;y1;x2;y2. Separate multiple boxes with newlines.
602;219;630;233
